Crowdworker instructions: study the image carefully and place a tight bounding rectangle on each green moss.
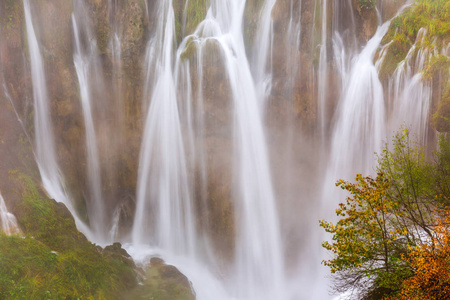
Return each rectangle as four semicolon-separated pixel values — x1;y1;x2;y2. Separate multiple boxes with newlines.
358;0;377;11
422;54;450;79
3;171;137;299
125;259;195;300
179;36;197;61
433;81;450;132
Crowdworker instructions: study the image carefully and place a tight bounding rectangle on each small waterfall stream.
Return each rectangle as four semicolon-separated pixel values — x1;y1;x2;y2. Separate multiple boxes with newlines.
22;0;93;240
252;0;276;110
72;2;107;241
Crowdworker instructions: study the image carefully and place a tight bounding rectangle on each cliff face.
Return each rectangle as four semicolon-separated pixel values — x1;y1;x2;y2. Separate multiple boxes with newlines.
0;0;448;258
377;0;450;134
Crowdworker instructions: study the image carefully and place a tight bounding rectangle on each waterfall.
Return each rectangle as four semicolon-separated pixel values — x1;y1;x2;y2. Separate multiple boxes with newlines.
132;0;196;256
327;23;390;183
72;1;107;241
131;0;285;299
7;1;447;299
23;0;93;240
208;1;285;298
0;193;19;236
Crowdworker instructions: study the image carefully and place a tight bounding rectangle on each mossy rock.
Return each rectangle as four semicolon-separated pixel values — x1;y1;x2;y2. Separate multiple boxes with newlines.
87;0;110;54
173;0;209;43
356;0;377;12
125;257;195;300
433;82;450;132
353;0;379;42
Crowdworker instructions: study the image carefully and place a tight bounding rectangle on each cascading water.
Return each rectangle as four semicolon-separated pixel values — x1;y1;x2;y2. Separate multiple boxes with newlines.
72;1;108;242
0;192;19;236
205;2;285;298
386;28;432;143
22;0;93;240
327;23;389;183
132;0;196;256
130;0;285;299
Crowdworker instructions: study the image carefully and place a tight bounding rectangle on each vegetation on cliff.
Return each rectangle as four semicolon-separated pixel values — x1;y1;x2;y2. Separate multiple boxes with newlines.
0;170;195;299
320;130;450;299
378;0;450;80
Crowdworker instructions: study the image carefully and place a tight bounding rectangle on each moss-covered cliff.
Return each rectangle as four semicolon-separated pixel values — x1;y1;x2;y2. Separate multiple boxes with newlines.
379;0;450;79
0;171;137;299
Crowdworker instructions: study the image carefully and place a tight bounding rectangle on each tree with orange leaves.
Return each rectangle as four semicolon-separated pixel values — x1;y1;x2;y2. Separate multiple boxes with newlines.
392;214;450;300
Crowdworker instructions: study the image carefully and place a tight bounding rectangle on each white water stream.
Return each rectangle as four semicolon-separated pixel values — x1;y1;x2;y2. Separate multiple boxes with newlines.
72;1;107;242
0;192;19;236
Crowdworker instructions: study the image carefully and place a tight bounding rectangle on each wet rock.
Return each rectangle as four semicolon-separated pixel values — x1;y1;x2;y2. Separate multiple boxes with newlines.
433;84;450;133
126;257;195;300
120;0;146;66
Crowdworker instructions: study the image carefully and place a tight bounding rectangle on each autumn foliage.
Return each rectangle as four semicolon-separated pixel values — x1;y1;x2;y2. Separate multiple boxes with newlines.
320;131;450;299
